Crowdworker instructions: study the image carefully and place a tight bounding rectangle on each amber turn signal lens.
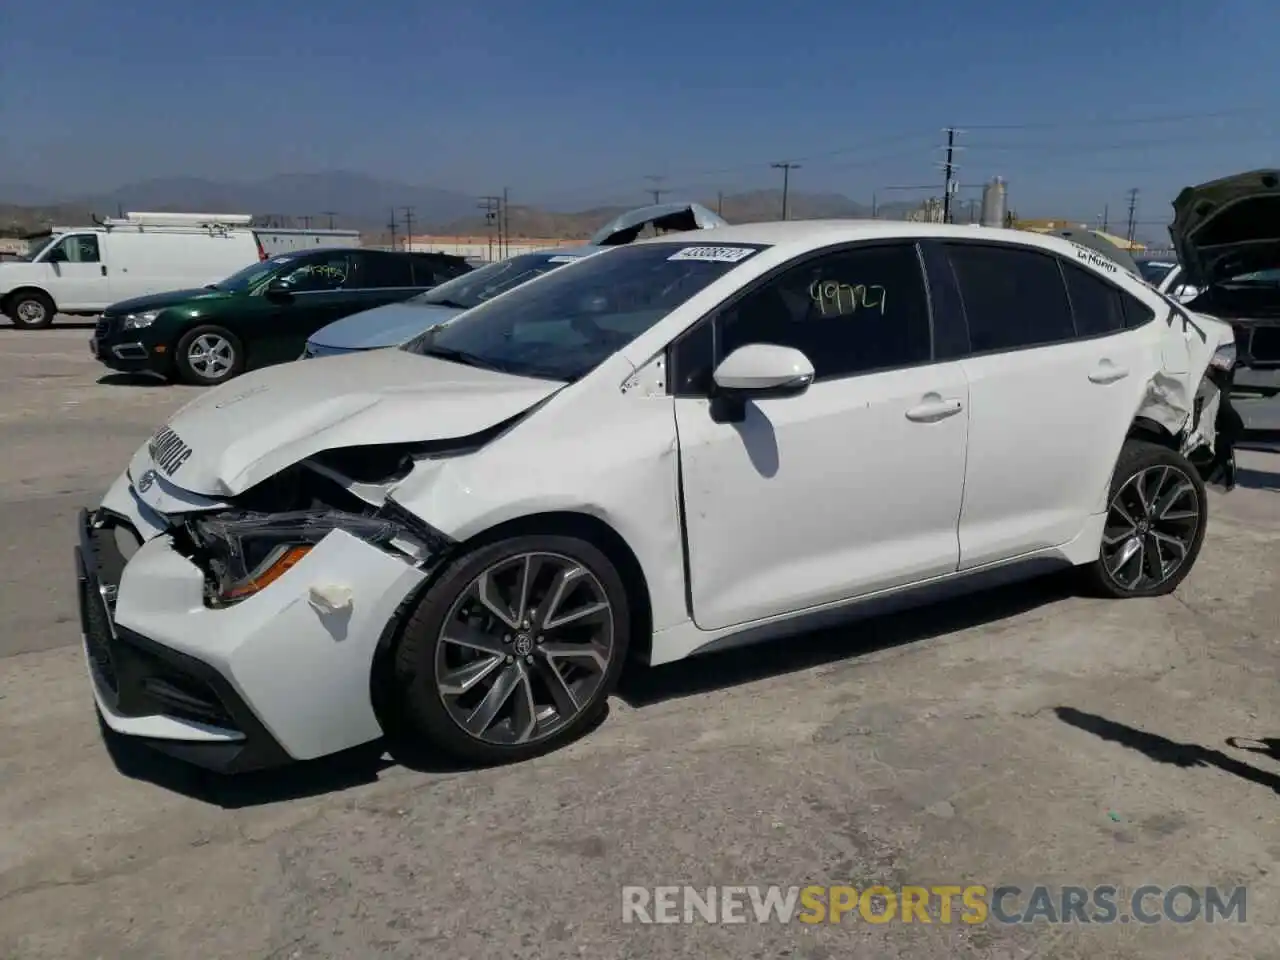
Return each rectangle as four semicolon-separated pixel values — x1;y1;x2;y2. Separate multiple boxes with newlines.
222;544;312;601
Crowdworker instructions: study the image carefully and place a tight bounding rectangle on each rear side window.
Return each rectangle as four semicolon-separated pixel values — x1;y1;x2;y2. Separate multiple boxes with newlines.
1061;261;1126;336
359;251;414;288
1122;295;1155;329
946;244;1074;352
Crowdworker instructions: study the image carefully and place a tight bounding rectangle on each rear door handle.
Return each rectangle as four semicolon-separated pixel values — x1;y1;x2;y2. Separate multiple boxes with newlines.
905;398;964;422
1088;361;1129;384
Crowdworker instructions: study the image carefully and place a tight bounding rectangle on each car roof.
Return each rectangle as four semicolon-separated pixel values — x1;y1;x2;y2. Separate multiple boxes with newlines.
633;219;1131;265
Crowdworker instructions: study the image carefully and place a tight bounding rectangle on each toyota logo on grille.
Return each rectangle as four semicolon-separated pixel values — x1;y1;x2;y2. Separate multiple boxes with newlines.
136;470;157;493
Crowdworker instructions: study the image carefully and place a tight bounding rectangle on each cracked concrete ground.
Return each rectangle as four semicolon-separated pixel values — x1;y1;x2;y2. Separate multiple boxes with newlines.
2;328;1279;960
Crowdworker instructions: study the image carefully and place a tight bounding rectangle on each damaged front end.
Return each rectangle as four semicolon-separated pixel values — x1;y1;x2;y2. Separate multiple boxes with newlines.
171;447;460;610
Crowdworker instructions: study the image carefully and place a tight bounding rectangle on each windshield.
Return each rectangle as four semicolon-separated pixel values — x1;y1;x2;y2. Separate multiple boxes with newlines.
1228;267;1280;285
408;252;587;310
403;241;768;382
212;255;293;292
1137;260;1176;286
22;234;63;262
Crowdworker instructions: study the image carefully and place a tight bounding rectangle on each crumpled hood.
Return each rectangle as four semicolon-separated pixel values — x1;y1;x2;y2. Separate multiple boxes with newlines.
130;348;561;498
1170;168;1280;289
307;301;464;351
105;288;234;315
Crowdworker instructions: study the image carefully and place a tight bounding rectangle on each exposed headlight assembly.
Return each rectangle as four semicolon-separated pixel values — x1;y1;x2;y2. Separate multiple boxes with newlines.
1209;342;1237;372
188;509;439;606
121;310;161;330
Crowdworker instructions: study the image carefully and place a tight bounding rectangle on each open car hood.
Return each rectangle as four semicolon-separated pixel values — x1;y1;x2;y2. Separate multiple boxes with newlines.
129;349;561;499
587;202;728;246
1170;169;1280;289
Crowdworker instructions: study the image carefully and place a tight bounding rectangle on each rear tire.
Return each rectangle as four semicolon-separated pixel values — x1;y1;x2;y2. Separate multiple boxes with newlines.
1082;439;1208;599
392;534;630;765
8;291;56;329
174;325;244;385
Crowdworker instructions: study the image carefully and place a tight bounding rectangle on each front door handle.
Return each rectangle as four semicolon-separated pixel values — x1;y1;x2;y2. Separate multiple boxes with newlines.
100;264;107;276
905;397;964;422
1088;361;1129;384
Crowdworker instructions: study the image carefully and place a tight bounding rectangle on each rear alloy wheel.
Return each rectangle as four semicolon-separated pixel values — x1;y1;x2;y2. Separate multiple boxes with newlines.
393;536;630;764
1086;440;1208;598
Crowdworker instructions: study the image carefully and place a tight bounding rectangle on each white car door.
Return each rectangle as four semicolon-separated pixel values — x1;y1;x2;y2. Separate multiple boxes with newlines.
671;242;970;632
940;242;1160;570
41;233;109;311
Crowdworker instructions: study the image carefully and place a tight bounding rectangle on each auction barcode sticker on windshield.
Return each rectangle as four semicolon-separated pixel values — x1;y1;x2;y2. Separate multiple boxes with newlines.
546;255;582;263
668;246;758;263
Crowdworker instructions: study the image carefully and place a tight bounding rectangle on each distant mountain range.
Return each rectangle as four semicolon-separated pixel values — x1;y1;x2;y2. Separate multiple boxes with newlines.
0;172;931;239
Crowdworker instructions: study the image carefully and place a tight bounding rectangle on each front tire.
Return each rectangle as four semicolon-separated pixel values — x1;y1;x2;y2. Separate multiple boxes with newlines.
8;291;56;329
1083;439;1208;598
393;535;630;765
174;325;244;385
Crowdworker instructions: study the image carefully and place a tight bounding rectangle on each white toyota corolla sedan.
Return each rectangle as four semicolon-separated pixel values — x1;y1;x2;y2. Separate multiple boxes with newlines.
76;220;1241;772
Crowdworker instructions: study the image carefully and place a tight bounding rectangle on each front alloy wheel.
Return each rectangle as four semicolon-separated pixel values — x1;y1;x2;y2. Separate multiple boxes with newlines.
435;553;614;745
187;333;236;380
393;535;631;763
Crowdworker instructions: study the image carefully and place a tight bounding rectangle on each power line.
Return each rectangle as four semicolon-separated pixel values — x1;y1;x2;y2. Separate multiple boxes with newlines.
770;162;800;220
959;105;1271;131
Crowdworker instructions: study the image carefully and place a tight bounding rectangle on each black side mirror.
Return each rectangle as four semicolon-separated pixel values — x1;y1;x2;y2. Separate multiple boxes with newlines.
265;277;293;300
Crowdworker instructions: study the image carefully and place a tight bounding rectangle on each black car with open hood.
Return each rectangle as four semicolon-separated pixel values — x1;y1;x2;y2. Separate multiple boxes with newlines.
1170;169;1280;393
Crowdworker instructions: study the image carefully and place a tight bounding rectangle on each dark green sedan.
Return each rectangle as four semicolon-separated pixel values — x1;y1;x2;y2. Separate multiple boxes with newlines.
90;247;472;385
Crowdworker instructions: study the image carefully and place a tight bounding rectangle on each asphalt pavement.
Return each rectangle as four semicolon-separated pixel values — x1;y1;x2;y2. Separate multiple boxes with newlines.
2;327;1279;960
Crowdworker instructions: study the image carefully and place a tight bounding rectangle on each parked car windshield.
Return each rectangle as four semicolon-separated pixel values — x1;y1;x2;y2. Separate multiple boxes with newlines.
403;241;768;382
211;256;294;293
407;251;589;310
1137;260;1176;286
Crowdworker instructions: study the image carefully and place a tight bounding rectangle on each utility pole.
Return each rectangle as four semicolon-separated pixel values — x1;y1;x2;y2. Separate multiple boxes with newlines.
1102;203;1109;232
939;127;963;224
716;191;723;216
501;187;510;259
386;208;398;251
300;215;313;230
401;206;415;252
1125;189;1139;247
645;175;667;205
478;195;501;261
771;162;800;220
320;211;337;230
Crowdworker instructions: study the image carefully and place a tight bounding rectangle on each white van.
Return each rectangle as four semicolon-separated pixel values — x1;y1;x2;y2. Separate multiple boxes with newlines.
0;212;266;329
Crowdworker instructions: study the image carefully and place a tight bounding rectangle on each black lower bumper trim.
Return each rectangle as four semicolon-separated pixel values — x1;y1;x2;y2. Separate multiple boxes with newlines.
76;508;294;774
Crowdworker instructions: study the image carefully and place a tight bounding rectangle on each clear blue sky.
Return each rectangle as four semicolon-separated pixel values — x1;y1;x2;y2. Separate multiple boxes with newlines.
2;0;1275;231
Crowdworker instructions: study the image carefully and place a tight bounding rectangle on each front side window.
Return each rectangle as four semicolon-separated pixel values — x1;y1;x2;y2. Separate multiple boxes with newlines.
403;242;768;382
715;243;933;382
275;253;352;292
408;252;588;311
45;234;100;264
946;244;1074;352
